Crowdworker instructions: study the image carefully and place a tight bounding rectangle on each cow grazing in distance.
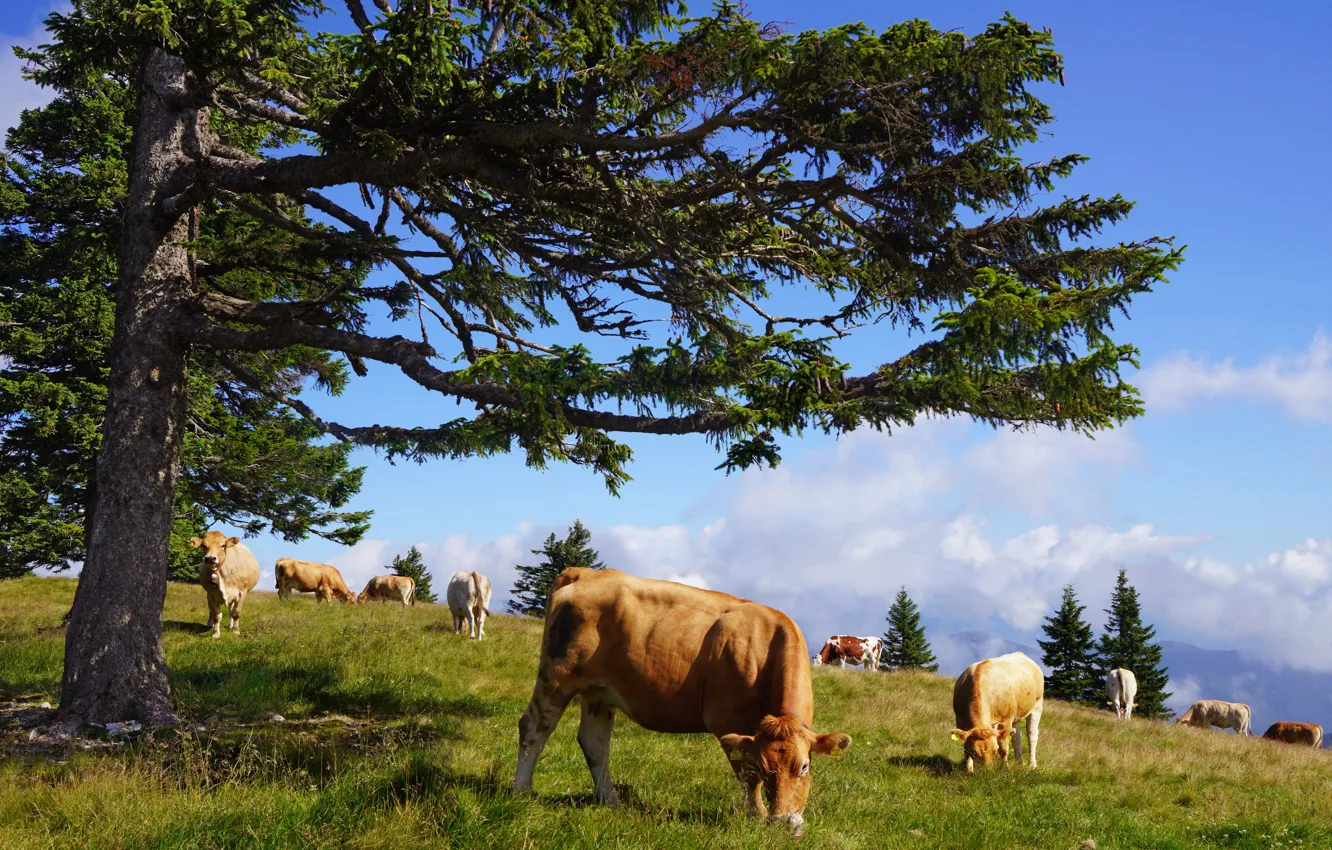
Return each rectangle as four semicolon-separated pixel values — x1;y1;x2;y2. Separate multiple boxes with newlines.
812;635;883;671
190;531;261;639
1106;668;1138;720
952;651;1044;773
358;575;416;607
274;558;356;603
1261;721;1323;749
514;568;850;837
1176;700;1252;735
447;571;492;639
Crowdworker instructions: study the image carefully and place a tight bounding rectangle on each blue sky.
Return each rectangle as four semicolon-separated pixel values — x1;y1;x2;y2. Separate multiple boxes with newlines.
4;1;1331;694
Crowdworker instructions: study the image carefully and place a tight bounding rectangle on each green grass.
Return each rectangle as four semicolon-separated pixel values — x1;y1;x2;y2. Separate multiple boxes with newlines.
2;577;1330;849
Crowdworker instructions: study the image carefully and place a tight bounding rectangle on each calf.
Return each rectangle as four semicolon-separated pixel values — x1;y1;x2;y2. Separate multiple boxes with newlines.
952;651;1044;772
447;571;492;639
515;568;850;837
1176;700;1252;735
1106;668;1138;720
812;635;882;671
1261;721;1323;748
274;558;356;603
189;531;260;639
359;575;416;607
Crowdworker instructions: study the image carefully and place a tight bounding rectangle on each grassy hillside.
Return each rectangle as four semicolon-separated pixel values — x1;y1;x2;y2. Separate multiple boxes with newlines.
2;577;1330;850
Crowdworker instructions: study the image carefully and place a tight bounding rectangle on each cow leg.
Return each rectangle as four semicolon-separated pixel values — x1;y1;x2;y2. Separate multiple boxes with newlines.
464;606;477;640
577;699;618;805
514;680;574;794
228;592;244;635
207;596;223;639
474;604;487;640
1026;699;1043;768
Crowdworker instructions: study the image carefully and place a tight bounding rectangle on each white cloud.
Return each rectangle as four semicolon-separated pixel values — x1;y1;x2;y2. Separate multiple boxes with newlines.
667;572;710;589
1140;329;1332;422
1;5;66;139
1167;676;1203;716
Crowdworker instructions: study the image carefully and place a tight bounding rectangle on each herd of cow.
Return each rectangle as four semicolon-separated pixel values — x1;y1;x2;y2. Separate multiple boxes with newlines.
187;531;493;639
186;534;1326;836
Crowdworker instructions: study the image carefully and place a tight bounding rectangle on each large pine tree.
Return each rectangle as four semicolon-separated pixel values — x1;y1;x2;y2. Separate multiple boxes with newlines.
12;0;1182;730
881;587;938;672
1098;569;1172;718
1038;584;1100;705
389;546;437;603
508;521;606;617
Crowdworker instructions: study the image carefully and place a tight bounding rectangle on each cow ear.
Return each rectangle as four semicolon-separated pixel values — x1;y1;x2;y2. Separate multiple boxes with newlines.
188;537;203;548
811;732;851;757
950;729;966;741
225;536;240;547
719;734;756;763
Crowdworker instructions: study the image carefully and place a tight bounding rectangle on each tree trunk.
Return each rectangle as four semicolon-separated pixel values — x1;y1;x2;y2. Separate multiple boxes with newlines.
55;50;203;732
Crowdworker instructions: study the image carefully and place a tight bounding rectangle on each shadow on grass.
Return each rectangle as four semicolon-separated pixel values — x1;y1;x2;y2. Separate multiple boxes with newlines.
163;620;211;635
887;754;956;776
172;659;503;720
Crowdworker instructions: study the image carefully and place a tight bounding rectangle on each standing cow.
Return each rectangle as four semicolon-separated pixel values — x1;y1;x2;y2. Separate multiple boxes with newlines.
1176;700;1252;735
358;575;416;607
952;651;1044;773
514;568;850;837
1106;668;1138;720
275;558;356;603
447;571;492;639
1261;722;1323;748
812;635;883;671
189;531;260;639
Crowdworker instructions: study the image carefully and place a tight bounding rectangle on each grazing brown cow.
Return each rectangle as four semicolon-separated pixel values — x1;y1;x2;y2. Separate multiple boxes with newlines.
447;571;492;639
189;531;261;639
514;568;851;836
274;558;356;603
1262;721;1323;749
358;575;416;607
952;651;1045;773
1176;700;1252;735
812;635;882;671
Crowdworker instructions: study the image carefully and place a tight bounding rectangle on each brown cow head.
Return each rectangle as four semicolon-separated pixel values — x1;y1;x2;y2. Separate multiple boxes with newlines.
189;531;241;584
951;723;1014;773
720;714;852;835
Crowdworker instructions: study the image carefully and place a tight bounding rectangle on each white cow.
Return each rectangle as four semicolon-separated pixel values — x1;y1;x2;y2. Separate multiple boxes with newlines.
1177;700;1253;735
447;571;493;640
1106;668;1138;720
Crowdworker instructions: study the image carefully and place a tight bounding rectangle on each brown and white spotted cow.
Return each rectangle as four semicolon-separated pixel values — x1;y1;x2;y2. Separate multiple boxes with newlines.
514;568;851;836
812;635;882;671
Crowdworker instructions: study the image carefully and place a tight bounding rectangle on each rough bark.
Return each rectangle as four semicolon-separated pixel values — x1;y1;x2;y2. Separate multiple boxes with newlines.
55;50;202;732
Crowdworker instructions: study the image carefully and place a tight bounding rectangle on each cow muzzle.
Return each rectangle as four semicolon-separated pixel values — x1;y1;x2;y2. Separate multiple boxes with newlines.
769;812;805;837
204;556;219;565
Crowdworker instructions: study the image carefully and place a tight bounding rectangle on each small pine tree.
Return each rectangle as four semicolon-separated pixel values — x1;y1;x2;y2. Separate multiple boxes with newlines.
389;545;437;603
881;587;939;672
508;520;606;617
1098;569;1172;718
1038;584;1101;705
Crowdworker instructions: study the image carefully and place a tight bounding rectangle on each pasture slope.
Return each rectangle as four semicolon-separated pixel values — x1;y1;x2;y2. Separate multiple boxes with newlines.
1;577;1330;850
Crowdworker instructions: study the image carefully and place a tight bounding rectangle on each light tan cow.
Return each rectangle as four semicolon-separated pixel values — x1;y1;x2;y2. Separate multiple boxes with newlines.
358;575;416;607
1261;721;1324;748
514;568;851;837
1176;700;1252;735
189;531;260;639
952;651;1045;773
447;570;492;639
1106;668;1138;720
274;558;356;603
